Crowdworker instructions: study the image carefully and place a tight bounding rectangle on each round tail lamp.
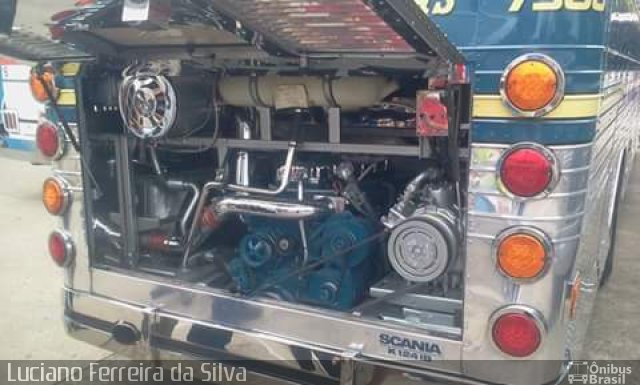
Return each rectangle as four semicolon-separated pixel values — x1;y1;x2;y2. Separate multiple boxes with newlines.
42;177;71;216
48;231;75;267
499;144;557;198
501;54;565;117
495;227;551;281
491;306;545;358
36;120;66;160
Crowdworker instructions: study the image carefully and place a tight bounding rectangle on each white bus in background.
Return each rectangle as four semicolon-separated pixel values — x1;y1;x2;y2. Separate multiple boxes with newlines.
0;61;46;162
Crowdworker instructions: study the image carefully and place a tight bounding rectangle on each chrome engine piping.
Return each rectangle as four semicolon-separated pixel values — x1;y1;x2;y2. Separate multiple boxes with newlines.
227;142;297;196
297;180;310;265
166;180;201;238
93;218;122;239
182;142;298;268
214;196;332;220
149;146;163;176
235;117;252;187
93;218;123;251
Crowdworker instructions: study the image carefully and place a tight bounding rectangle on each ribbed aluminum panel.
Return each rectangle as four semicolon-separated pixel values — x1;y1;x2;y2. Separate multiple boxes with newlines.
225;0;414;53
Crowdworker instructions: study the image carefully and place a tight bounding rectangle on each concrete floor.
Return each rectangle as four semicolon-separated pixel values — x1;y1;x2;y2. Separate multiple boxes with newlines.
0;0;109;362
583;160;640;360
0;160;108;360
0;157;638;362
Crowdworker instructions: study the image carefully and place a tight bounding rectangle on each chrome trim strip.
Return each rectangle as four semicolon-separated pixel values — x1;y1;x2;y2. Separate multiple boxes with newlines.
469;189;588;199
469;165;589;174
459;44;606;51
605;48;640;65
468;232;581;245
468;211;585;222
471;142;594;150
476;69;602;75
53;169;83;177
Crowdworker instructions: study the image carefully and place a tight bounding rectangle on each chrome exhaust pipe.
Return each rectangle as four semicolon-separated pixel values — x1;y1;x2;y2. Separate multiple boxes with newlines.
214;196;333;220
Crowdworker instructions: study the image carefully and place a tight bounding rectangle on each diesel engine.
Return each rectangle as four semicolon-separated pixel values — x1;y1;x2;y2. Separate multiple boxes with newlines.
83;55;468;327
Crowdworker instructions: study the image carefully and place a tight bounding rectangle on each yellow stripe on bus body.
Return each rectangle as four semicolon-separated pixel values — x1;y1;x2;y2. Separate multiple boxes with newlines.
57;89;76;106
61;63;81;77
473;94;602;119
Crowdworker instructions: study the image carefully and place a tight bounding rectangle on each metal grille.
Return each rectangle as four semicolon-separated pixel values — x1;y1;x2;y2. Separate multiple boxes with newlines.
0;31;90;62
1;109;19;133
219;0;414;53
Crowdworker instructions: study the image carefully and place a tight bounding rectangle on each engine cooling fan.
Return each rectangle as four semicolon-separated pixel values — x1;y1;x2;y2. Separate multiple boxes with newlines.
119;66;178;139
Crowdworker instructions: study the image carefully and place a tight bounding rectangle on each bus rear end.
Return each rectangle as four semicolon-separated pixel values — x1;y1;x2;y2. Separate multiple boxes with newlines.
2;1;639;385
429;0;639;381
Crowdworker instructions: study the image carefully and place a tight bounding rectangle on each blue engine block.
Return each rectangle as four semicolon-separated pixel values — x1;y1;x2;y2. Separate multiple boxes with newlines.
228;212;383;310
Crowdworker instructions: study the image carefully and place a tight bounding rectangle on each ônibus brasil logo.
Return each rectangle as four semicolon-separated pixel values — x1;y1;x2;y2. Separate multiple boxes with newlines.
568;362;632;385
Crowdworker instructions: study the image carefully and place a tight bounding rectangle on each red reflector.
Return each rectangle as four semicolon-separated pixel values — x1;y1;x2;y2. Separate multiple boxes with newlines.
49;25;65;41
51;10;77;22
492;312;542;358
48;231;74;267
36;121;63;159
500;147;554;198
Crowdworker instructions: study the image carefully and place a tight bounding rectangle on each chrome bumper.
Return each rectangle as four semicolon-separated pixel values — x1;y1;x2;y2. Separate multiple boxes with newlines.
64;288;494;385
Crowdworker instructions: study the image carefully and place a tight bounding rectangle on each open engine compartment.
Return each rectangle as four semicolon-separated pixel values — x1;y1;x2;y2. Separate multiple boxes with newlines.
66;0;471;340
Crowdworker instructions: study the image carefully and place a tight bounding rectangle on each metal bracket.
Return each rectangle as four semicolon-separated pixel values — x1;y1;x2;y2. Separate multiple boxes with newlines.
329;107;341;144
340;346;363;385
258;107;272;141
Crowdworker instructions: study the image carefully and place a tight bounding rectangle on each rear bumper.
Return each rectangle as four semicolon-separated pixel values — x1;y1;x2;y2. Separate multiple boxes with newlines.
64;288;494;385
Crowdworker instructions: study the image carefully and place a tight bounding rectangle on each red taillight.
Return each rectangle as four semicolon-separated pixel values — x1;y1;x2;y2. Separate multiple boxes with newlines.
36;121;64;159
492;309;543;358
499;145;556;198
48;231;74;267
49;25;65;41
51;10;77;22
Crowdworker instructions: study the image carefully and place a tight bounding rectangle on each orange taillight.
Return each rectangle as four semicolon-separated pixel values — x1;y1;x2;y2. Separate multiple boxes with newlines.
502;54;564;116
29;67;58;103
497;231;549;280
42;177;70;216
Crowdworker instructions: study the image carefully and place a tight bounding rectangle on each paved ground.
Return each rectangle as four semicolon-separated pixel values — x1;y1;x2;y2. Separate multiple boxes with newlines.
13;0;78;36
0;160;108;360
0;157;638;363
1;2;107;361
584;159;640;360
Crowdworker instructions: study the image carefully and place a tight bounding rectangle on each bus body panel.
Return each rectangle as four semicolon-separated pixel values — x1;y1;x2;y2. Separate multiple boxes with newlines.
3;1;638;385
